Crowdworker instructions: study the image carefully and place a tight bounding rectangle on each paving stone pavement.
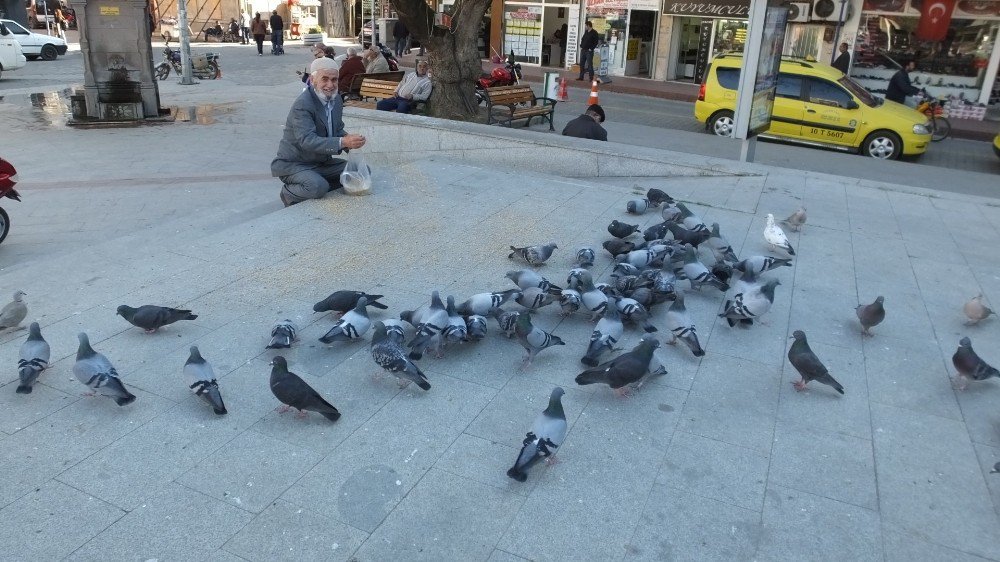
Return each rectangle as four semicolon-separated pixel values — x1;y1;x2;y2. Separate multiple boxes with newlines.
1;76;1000;561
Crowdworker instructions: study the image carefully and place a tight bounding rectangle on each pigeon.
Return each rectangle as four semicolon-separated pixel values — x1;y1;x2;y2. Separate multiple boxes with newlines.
443;296;468;343
603;239;636;257
269;356;340;420
576;336;660;396
16;322;49;394
644;222;671;242
116;305;197;333
0;290;27;330
612;263;642;278
680;246;730;292
764;214;795;256
608;220;640;239
559;289;582;315
507;387;567;482
731;268;760;297
566;268;588;290
711;261;733;286
626;199;653;215
661;202;683;222
617;298;658;333
855;296;885;337
582;298;624;367
509;242;558;266
782;207;807;232
73;333;136;406
312;290;388;315
665;293;705;357
515;287;558;310
577;270;609;320
734;255;793;274
665;222;709;248
707;223;738;263
183;346;227;415
371;322;431;390
991;462;1000;474
788;331;844;394
266;319;298;349
380;319;410;344
613;275;652;295
408;291;449;360
719;279;781;327
514;312;565;368
646;188;673;206
465;315;488;341
963;294;993;326
575;247;596;268
506;269;562;295
619;249;658;269
952;337;1000;390
675;203;708;232
456;290;521;316
319;297;372;343
494;310;521;338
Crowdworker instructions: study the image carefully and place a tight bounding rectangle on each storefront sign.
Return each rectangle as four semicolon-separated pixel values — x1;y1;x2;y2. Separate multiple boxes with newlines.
693;20;713;83
100;5;121;15
566;4;580;68
629;0;661;10
663;0;750;17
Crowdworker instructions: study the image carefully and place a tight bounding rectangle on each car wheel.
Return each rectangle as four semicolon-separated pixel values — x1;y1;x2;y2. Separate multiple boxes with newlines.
0;207;10;245
40;44;58;61
861;130;902;160
708;110;735;137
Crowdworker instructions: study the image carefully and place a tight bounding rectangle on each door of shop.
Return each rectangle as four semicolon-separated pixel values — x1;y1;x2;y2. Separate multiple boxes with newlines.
623;8;656;76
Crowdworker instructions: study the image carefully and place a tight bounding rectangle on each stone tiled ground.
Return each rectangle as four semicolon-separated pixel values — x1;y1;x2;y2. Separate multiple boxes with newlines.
0;152;999;561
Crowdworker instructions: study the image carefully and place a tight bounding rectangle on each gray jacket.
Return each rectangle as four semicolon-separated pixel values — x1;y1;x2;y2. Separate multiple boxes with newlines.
271;88;346;177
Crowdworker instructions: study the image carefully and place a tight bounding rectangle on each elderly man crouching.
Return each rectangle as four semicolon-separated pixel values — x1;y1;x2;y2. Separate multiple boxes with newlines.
271;58;367;207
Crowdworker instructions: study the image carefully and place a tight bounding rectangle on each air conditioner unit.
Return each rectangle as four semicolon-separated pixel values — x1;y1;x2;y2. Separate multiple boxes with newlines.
811;0;853;22
787;2;812;22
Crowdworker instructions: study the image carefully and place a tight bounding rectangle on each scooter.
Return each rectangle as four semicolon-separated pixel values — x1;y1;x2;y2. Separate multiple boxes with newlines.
475;51;522;105
0;158;22;245
376;42;399;71
155;40;221;80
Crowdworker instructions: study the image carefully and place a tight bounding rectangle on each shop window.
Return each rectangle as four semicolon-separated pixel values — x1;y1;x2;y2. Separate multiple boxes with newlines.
716;67;739;90
776;74;803;99
807;78;853;108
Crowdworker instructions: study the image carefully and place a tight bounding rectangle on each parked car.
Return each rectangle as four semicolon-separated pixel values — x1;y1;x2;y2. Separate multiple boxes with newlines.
0;18;66;60
695;53;933;160
0;21;28;79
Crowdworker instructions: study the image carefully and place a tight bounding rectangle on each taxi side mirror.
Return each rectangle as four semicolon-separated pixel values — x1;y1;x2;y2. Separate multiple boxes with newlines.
0;23;8;36
845;99;859;110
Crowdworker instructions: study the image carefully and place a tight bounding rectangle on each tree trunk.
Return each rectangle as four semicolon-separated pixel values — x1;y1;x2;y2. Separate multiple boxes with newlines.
390;0;490;121
323;0;348;37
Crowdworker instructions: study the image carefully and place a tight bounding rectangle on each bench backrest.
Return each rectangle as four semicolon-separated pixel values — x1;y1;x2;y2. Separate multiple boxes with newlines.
347;71;405;94
358;79;400;100
486;85;535;105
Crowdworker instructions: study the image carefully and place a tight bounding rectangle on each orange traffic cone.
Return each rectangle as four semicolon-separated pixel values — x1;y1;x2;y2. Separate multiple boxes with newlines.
588;80;600;105
556;76;569;101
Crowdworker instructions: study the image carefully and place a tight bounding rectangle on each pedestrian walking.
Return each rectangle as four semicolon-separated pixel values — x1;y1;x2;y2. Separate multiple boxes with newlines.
886;58;921;105
269;10;284;54
240;10;251;44
53;6;67;41
393;19;408;57
251;12;267;56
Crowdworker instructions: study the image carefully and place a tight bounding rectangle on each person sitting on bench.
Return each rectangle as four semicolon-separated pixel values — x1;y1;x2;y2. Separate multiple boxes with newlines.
375;60;432;113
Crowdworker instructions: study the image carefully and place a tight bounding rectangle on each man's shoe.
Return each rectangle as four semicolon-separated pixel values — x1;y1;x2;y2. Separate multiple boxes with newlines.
279;191;296;207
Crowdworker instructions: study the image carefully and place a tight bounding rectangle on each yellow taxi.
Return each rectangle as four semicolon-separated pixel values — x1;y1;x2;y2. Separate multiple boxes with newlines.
993;131;999;159
694;54;932;160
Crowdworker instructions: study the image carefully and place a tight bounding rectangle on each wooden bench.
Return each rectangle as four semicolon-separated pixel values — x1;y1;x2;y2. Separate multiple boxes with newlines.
485;85;556;130
343;71;405;100
344;79;402;109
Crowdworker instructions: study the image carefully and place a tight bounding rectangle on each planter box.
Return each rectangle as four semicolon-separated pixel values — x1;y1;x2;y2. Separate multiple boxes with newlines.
302;32;325;46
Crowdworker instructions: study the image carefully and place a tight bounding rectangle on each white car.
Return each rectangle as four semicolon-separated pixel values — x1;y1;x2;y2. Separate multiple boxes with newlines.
0;18;67;60
0;21;28;78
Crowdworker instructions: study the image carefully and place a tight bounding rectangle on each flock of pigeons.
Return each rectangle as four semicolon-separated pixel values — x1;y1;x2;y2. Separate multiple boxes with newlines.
7;188;1000;482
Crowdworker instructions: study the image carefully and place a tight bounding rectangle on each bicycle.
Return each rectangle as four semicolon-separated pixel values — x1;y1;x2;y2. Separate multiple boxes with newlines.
915;93;951;142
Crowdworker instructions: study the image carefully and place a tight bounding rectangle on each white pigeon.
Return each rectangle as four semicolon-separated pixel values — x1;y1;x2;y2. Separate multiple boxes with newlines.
763;214;795;256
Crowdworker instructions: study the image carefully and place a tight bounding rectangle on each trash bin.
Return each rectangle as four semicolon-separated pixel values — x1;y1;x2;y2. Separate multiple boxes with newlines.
542;72;560;100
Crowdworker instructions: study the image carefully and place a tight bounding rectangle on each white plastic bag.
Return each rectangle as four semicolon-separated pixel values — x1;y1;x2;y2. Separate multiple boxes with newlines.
340;152;372;196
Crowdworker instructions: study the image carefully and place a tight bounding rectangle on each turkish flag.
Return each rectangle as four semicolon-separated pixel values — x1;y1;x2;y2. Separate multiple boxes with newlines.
915;0;957;42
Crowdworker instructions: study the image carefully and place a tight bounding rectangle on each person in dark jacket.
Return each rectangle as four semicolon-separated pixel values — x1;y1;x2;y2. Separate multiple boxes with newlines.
269;10;283;51
885;59;921;104
393;20;409;57
577;21;599;81
338;47;367;95
831;42;851;74
562;104;607;141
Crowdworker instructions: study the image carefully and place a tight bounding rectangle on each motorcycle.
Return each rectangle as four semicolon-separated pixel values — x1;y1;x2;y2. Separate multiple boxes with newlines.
376;42;399;72
155;40;221;80
475;51;522;105
0;158;22;245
